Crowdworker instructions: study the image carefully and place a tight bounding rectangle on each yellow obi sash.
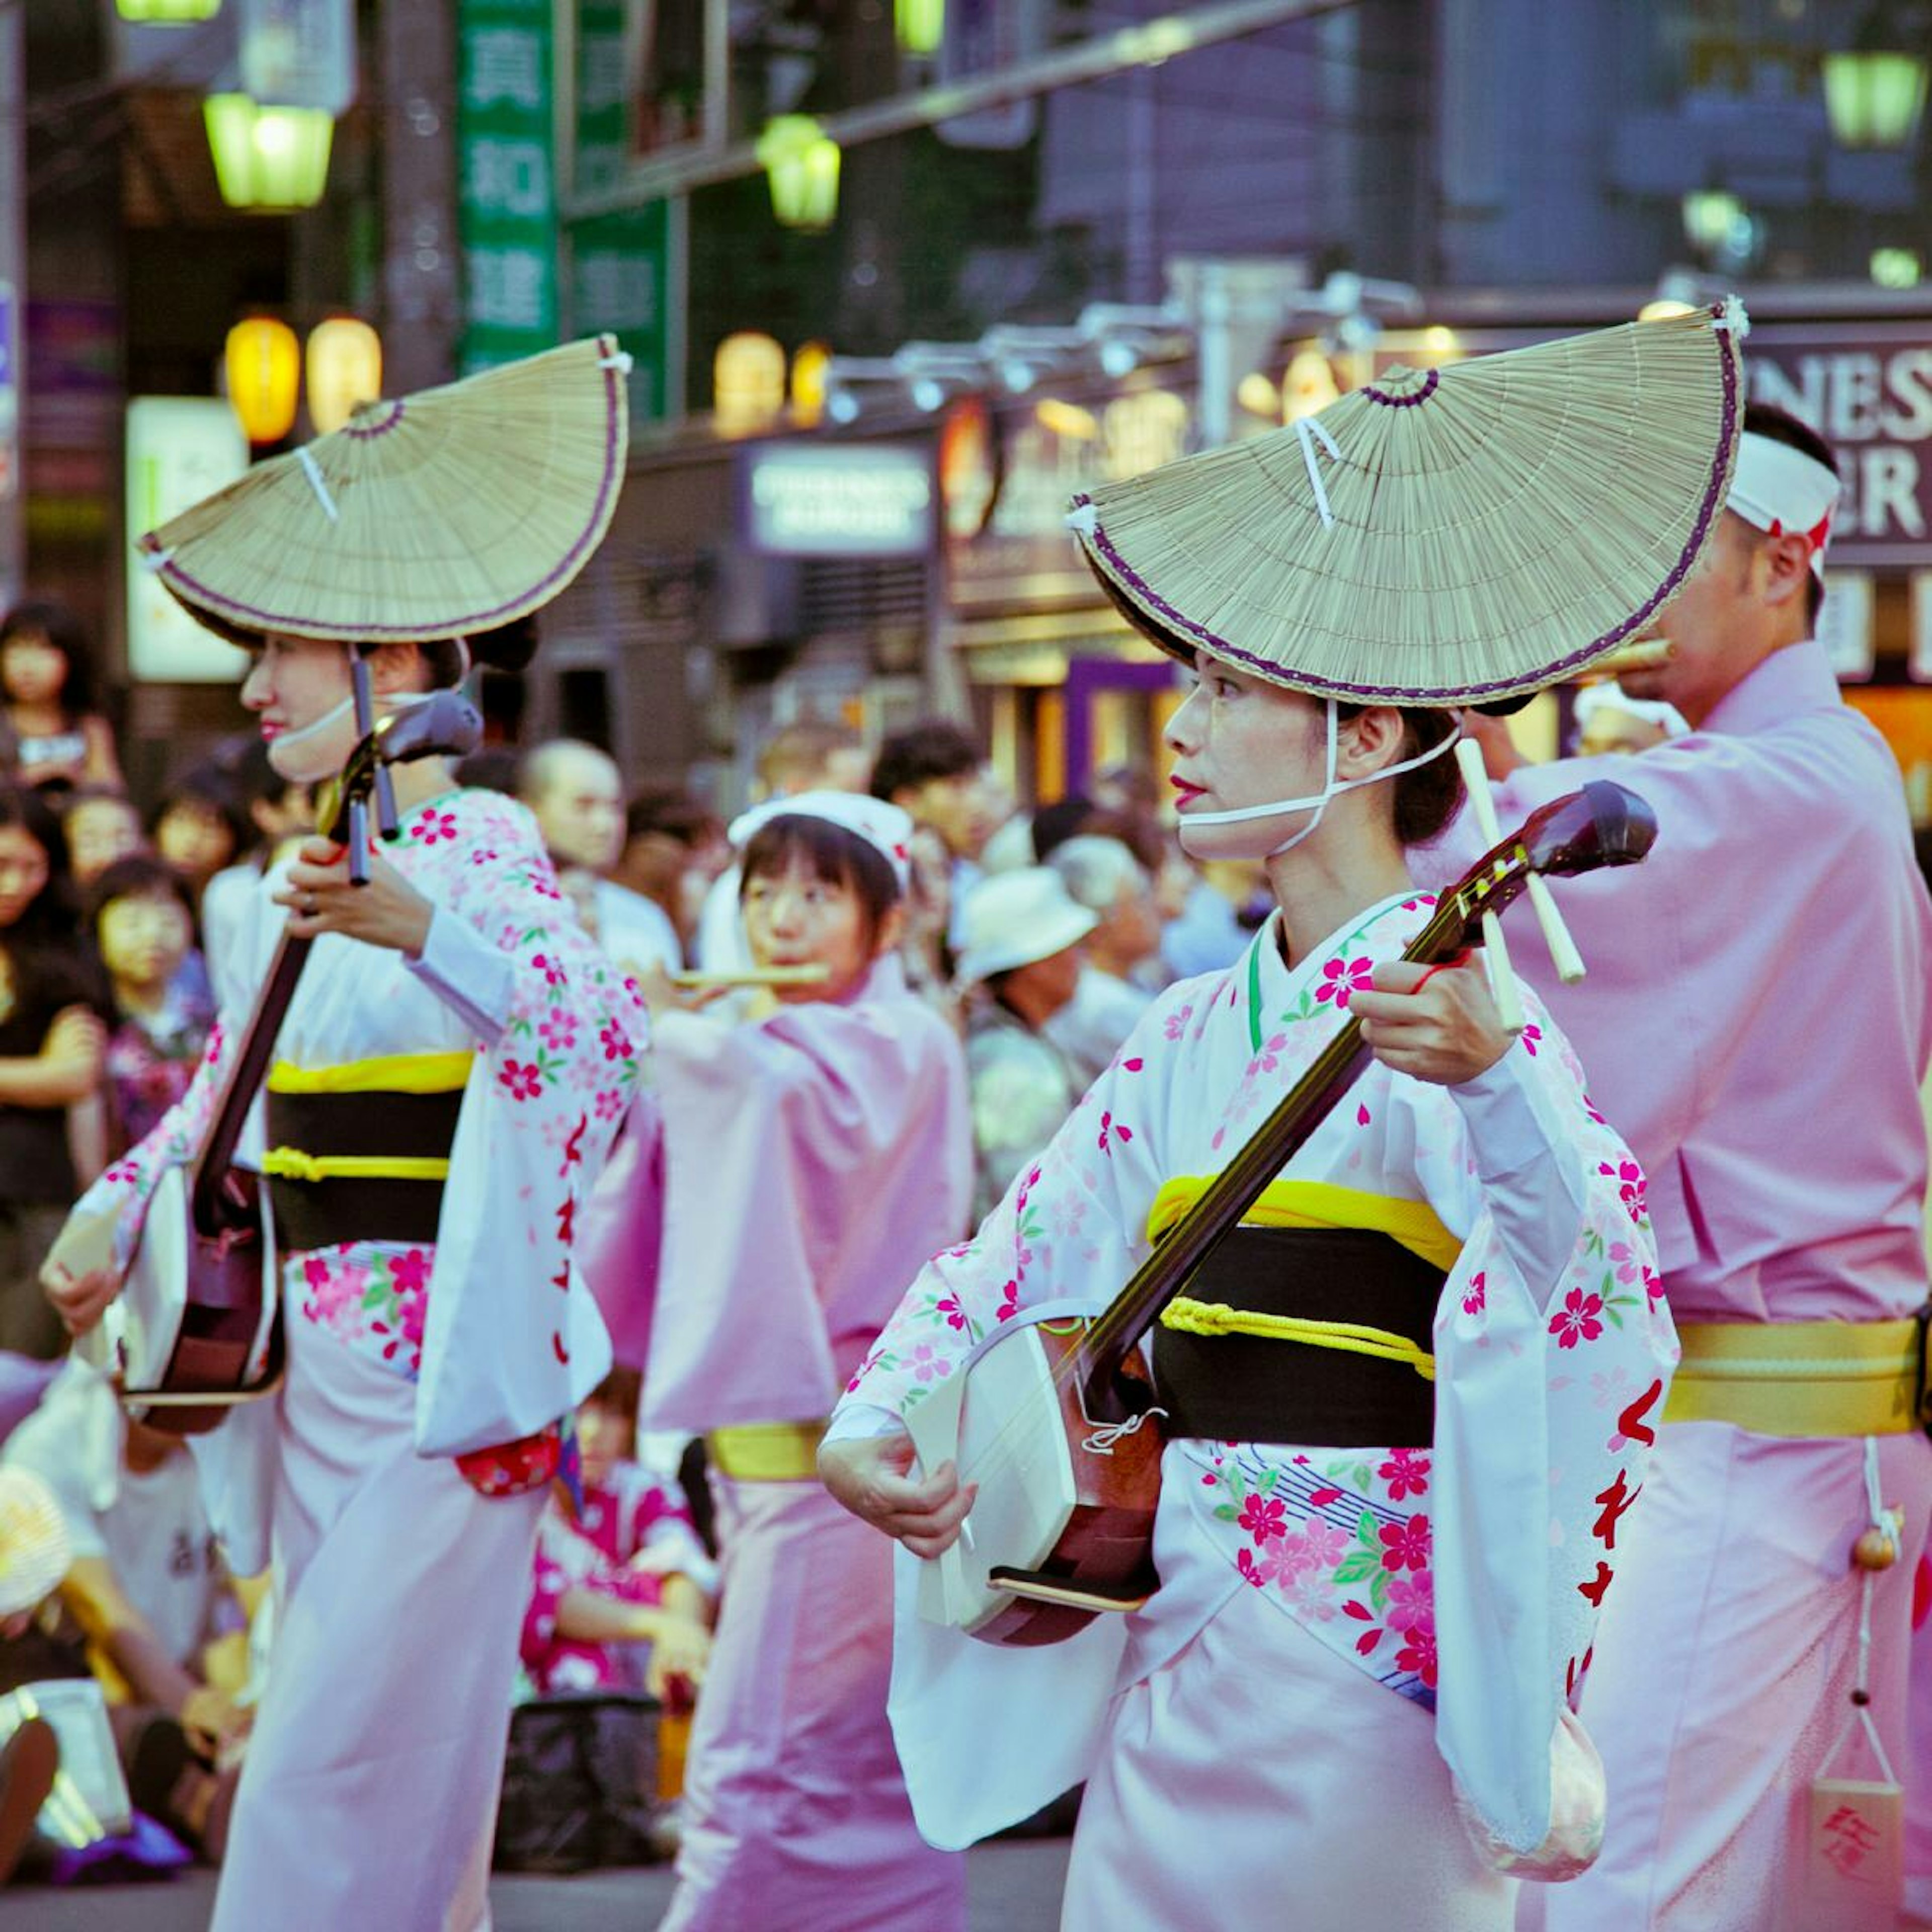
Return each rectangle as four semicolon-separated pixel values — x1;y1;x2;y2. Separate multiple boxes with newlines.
705;1420;828;1483
1147;1178;1462;1383
1664;1317;1922;1438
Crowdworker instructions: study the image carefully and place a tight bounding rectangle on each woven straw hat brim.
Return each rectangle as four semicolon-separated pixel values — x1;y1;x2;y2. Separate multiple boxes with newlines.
138;336;630;647
1070;304;1745;707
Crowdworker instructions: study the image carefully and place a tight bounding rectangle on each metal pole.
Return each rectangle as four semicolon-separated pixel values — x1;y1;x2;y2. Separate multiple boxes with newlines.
0;3;24;608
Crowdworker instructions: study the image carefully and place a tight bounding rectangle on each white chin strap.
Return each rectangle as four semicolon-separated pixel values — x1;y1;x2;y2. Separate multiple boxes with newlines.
1181;701;1463;855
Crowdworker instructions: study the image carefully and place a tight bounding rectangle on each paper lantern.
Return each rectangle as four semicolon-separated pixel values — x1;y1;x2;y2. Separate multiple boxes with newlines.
755;117;840;231
225;317;300;444
306;317;383;434
204;94;334;211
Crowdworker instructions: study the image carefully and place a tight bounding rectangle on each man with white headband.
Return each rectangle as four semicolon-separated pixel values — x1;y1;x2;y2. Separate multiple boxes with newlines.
1439;399;1932;1932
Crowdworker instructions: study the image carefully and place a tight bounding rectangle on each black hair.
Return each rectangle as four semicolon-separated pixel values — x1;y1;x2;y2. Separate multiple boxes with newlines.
151;767;254;859
455;746;522;796
626;785;715;848
1742;401;1837;628
0;779;83;943
1333;705;1465;847
1029;794;1095;863
0;600;98;717
85;852;196;934
739;813;901;946
587;1363;642;1422
870;721;981;803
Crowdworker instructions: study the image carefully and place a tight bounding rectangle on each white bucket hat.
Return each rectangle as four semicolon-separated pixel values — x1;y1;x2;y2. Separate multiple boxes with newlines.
956;867;1098;983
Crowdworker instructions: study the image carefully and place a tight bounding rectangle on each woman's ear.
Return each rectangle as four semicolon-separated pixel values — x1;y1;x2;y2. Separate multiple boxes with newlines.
1334;705;1408;782
365;640;427;697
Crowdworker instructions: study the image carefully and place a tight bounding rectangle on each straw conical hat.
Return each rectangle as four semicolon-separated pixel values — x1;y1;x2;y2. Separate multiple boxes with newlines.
138;336;631;648
1069;302;1745;707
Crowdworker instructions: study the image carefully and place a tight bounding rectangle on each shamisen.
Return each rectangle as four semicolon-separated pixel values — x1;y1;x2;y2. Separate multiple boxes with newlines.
819;301;1742;1921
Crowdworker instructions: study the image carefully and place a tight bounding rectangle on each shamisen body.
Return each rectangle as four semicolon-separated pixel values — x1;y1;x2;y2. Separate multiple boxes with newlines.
41;342;645;1932
819;305;1747;1928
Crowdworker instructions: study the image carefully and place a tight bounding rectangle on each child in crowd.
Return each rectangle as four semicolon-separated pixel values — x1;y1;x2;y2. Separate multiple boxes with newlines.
60;790;144;893
0;784;106;1358
149;769;249;912
86;856;214;1157
521;1368;714;1704
0;603;121;796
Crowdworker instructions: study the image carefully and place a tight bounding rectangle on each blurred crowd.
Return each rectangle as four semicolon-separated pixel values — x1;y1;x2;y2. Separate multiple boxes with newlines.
0;595;1697;1887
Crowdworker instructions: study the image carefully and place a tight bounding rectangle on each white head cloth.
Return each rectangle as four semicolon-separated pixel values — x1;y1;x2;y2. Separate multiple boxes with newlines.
1727;430;1841;580
729;789;914;893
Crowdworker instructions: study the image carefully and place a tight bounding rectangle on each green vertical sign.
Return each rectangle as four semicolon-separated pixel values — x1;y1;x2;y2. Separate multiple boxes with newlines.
564;0;681;423
456;0;557;374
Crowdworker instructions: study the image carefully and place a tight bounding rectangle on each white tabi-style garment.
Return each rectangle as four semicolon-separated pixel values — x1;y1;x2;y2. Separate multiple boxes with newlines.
66;789;644;1932
833;894;1678;1929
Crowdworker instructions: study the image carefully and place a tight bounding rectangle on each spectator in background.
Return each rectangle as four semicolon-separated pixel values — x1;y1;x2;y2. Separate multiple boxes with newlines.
60;789;144;893
615;789;728;967
954;867;1095;1223
5;1358;249;1861
1042;835;1160;1085
520;1367;714;1703
1160;852;1270;980
519;740;681;976
871;721;1004;954
87;857;214;1161
696;718;869;974
200;744;314;1012
1570;679;1690;756
0;603;121;796
150;768;249;913
0;783;106;1358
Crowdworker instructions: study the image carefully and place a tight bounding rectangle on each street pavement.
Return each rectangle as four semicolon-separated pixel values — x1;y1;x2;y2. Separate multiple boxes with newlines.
0;1837;1073;1929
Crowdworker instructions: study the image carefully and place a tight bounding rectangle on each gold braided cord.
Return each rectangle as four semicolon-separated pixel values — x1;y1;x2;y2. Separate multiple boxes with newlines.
1158;1296;1437;1382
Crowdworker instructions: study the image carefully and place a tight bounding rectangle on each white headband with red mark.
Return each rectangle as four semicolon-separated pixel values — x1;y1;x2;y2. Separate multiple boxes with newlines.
1727;431;1841;580
728;789;914;892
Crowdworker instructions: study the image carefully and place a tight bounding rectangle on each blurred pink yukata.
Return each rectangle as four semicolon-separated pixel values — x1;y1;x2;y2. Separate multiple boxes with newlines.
590;951;973;1932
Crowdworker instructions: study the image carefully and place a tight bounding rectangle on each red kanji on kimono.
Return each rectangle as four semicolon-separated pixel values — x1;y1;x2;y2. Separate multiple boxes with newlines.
1617;1377;1663;1449
1577;1561;1614;1607
1592;1468;1642;1551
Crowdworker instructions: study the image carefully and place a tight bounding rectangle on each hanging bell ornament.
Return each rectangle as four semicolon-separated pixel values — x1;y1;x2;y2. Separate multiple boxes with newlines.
1853;1527;1899;1571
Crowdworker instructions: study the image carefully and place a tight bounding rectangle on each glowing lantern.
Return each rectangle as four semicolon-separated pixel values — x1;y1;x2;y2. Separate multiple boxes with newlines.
790;342;832;427
755;117;840;231
713;333;787;437
224;317;301;445
1823;7;1929;149
204;94;335;211
116;0;221;18
896;0;944;54
305;318;383;434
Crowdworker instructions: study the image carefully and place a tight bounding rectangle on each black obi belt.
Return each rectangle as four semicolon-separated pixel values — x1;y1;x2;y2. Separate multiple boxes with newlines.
1151;1225;1446;1448
262;1084;463;1253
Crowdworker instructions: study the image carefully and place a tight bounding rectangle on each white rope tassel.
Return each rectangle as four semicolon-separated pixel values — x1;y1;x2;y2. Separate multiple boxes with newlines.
599;350;635;373
1454;737;1589;988
1082;1406;1168;1458
137;547;175;573
296;447;340;524
1452;738;1526;1034
1293;416;1341;530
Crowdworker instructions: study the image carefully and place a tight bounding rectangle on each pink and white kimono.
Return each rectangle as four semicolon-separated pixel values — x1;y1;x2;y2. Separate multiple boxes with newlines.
67;788;643;1931
835;894;1676;1930
598;954;973;1932
1416;638;1932;1931
521;1459;714;1695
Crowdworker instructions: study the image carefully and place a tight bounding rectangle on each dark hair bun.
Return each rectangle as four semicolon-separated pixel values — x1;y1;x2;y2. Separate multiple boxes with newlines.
467;614;538;674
